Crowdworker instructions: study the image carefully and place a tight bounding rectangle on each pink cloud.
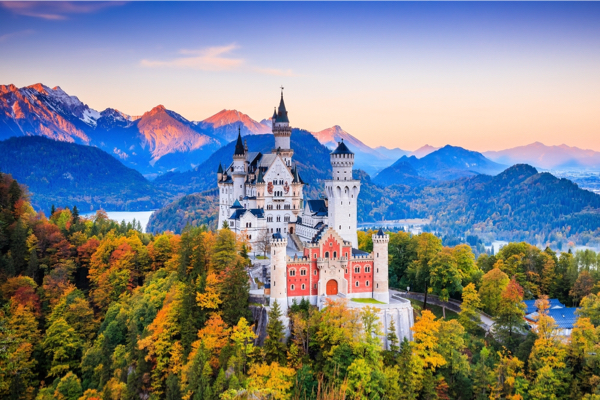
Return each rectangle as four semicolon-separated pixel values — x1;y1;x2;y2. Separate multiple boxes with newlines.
0;1;126;20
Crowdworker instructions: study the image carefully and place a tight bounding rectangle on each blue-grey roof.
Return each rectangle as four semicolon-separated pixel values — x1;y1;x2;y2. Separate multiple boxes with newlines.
523;299;565;315
307;199;328;215
275;93;289;123
352;248;369;256
376;228;385;236
272;232;283;239
547;307;579;330
229;208;265;220
229;209;246;220
231;200;243;209
234;130;245;155
331;140;353;155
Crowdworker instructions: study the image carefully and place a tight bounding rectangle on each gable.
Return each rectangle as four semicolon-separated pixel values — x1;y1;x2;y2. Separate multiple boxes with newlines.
263;155;293;183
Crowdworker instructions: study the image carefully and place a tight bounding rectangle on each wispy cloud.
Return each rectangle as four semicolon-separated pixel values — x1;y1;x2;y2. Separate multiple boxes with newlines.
141;43;297;76
0;29;35;43
141;44;245;71
0;1;125;20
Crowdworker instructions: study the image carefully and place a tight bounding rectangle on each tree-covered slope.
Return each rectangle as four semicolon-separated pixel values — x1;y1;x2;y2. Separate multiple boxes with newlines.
146;190;218;234
0;136;168;212
368;164;600;246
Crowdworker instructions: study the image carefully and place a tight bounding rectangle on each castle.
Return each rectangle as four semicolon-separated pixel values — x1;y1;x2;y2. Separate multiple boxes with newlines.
217;91;413;345
218;91;394;306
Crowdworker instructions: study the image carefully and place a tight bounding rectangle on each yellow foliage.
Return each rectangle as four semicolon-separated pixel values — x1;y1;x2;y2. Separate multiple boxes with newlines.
246;362;296;400
410;309;446;371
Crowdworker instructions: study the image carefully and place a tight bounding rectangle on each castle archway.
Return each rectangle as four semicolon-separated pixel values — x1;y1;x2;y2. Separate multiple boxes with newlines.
326;279;338;295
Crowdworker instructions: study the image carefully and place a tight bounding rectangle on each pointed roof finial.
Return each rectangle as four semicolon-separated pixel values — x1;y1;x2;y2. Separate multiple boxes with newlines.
234;129;245;155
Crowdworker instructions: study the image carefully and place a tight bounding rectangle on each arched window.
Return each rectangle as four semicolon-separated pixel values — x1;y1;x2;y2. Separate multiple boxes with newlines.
325;251;329;258
301;284;305;290
290;284;295;290
366;281;370;287
333;251;337;258
355;281;359;287
300;269;307;276
313;270;317;275
289;269;296;276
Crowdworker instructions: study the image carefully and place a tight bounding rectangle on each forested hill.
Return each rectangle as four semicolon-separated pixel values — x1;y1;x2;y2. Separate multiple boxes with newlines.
153;128;332;199
374;145;506;186
0;136;167;212
367;164;600;246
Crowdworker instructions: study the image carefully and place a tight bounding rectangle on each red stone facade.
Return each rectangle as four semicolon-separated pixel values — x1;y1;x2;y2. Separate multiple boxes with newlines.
285;232;375;298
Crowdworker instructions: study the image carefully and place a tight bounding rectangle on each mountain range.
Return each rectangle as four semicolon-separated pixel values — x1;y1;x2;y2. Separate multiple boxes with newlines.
484;142;600;170
373;145;506;186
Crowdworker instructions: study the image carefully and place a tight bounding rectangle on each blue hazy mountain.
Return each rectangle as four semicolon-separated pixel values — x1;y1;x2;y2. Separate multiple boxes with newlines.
0;136;167;212
373;145;506;186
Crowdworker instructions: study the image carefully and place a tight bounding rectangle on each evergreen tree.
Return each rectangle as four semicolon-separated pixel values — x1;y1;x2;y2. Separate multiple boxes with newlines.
54;372;83;400
10;218;28;274
264;301;287;364
221;259;251;326
72;206;79;224
386;318;399;352
165;373;181;400
492;278;527;352
51;204;56;216
212;368;227;400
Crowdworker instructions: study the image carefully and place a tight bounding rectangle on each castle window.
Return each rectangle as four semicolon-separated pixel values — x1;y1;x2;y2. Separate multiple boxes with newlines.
345;252;348;258
345;269;348;274
314;254;317;259
277;216;281;222
377;283;379;288
355;281;359;287
300;269;307;276
325;252;329;258
301;284;305;290
354;267;360;273
365;267;371;273
290;284;295;290
290;269;296;276
333;251;337;258
366;281;370;287
377;268;379;273
377;253;379;257
313;270;317;275
314;284;317;289
273;281;275;286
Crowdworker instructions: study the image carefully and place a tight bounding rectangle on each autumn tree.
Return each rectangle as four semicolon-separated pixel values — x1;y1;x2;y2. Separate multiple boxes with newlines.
479;267;509;315
429;246;463;302
577;293;600;326
407;233;443;310
492;278;527;351
571;270;595;306
458;283;482;334
528;296;570;399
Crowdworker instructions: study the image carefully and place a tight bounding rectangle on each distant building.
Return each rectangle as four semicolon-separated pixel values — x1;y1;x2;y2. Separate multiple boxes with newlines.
524;299;579;336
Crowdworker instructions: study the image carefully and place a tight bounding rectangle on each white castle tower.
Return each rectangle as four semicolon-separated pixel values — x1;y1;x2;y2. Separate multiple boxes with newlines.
324;140;361;248
232;130;246;202
372;228;390;303
270;233;289;315
272;90;293;166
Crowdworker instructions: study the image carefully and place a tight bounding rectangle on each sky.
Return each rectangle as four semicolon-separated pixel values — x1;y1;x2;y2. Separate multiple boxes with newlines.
1;1;599;152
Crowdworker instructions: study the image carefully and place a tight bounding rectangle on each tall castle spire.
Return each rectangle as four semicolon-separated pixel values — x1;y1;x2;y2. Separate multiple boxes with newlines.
272;88;292;161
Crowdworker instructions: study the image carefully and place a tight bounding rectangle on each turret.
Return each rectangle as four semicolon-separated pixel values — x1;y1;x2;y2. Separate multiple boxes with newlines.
330;139;354;181
372;228;390;303
233;128;247;201
325;140;361;248
270;233;289;314
272;90;293;164
217;163;223;181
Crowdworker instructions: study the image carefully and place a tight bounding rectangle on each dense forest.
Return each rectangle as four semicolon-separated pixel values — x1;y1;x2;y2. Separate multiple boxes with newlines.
3;173;600;400
0;137;167;212
146;190;219;234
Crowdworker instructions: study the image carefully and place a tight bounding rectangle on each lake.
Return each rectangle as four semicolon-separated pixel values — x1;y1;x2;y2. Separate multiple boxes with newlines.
83;211;155;232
